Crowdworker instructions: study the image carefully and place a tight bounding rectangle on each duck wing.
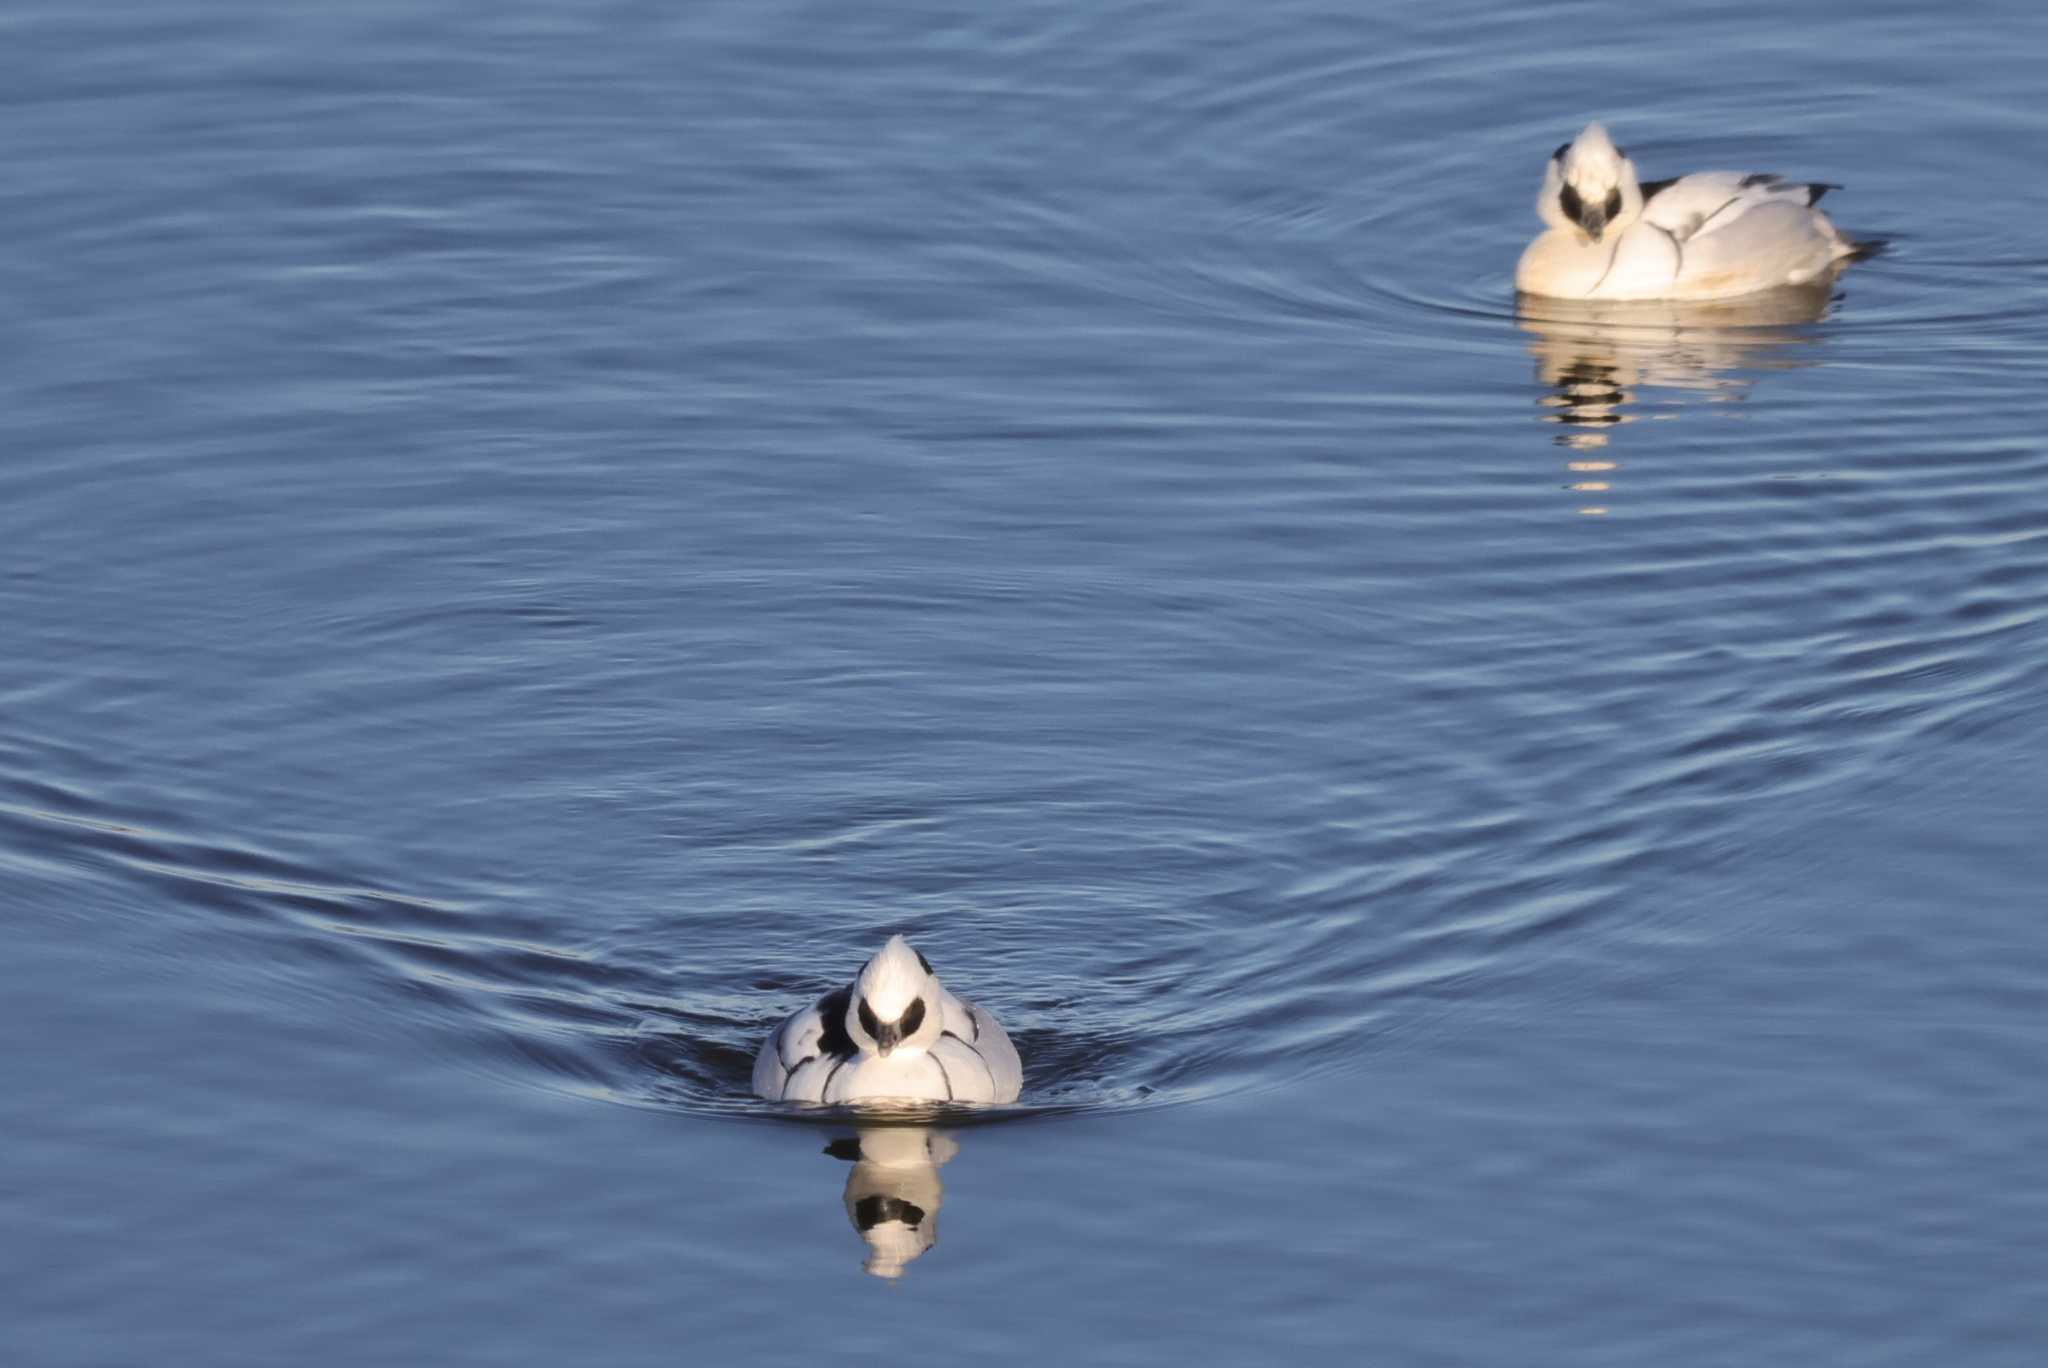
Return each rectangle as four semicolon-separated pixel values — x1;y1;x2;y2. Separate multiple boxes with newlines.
753;983;855;1099
1642;171;1837;245
968;1004;1022;1100
935;987;1023;1102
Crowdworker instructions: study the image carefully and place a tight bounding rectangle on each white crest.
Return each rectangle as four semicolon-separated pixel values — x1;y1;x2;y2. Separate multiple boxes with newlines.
855;934;935;1019
1562;121;1625;192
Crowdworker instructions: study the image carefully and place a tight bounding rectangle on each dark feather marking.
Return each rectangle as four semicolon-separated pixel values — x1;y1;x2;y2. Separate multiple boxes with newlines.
1656;224;1684;277
914;948;932;974
962;1043;997;1095
1638;177;1678;203
813;984;856;1060
1805;182;1841;206
939;1033;996;1096
1740;172;1782;188
930;1053;954;1101
1587;237;1623;295
775;1012;806;1070
823;1138;862;1161
1553;141;1569;162
821;1056;849;1099
1692;194;1745;238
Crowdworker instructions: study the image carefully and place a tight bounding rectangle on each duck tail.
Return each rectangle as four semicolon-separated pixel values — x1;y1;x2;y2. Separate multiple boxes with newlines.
1840;234;1889;262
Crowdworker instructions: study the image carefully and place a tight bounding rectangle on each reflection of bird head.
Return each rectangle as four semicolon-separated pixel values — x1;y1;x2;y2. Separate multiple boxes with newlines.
851;1195;929;1280
829;1127;958;1280
846;935;944;1059
1538;122;1645;245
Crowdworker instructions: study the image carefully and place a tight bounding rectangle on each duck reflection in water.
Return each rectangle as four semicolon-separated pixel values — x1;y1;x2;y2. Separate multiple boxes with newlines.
1516;281;1839;512
822;1125;959;1279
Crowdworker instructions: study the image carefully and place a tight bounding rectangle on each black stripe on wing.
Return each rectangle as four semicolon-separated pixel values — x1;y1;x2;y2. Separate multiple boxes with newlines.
940;1032;997;1096
1740;172;1841;207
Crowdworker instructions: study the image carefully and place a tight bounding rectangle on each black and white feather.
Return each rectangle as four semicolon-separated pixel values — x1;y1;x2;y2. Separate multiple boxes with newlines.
752;935;1023;1105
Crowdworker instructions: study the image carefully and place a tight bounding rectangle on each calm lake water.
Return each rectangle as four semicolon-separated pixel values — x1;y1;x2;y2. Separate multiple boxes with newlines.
8;0;2046;1362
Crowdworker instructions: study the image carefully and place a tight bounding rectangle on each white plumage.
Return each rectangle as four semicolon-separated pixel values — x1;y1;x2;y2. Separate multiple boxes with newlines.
752;935;1023;1105
1517;122;1868;301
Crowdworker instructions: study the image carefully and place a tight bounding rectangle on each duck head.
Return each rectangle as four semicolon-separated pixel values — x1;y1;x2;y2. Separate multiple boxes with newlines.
846;935;944;1058
1538;122;1645;244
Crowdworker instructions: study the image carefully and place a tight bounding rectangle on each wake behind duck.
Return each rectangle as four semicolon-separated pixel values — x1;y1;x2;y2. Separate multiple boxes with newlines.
753;935;1023;1106
1517;122;1873;301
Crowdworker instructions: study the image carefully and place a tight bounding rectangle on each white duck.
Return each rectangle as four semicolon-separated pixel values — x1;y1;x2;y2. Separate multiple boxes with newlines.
1516;122;1869;301
753;935;1023;1105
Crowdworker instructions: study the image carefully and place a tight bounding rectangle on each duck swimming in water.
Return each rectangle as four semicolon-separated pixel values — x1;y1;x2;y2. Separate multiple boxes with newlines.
1516;122;1870;301
753;935;1023;1105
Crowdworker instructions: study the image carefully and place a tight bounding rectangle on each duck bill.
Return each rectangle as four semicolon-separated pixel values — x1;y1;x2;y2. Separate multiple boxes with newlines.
1578;205;1608;242
874;1022;902;1055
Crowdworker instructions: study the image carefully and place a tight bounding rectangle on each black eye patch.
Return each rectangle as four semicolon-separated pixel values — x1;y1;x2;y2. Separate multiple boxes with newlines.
1559;184;1583;221
858;998;880;1038
900;999;926;1035
1604;188;1622;218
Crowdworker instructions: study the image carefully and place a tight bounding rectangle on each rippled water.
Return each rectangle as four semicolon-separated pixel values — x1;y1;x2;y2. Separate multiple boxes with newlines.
10;0;2047;1361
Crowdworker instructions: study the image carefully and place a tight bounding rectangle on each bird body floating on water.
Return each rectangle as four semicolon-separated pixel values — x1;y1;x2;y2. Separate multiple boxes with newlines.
753;935;1023;1105
1517;122;1871;301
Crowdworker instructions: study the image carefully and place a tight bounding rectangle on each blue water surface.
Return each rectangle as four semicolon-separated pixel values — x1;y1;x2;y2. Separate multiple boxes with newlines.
6;1;2046;1363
